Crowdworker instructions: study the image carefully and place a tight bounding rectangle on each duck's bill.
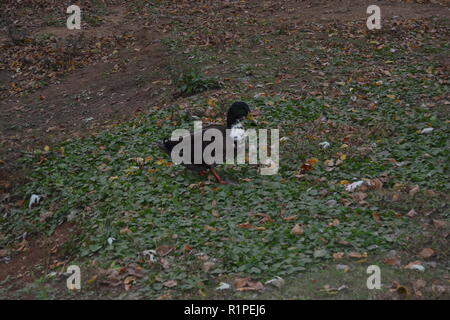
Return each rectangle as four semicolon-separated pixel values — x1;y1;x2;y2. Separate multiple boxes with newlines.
246;113;258;125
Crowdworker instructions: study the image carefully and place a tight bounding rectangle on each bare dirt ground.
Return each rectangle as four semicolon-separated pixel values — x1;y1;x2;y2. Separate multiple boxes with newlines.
0;0;448;297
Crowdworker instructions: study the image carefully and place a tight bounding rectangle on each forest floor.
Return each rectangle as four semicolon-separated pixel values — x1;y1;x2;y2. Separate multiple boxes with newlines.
0;0;449;299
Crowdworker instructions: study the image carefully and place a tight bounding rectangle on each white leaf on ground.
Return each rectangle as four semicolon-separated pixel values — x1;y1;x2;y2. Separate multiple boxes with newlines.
336;264;350;272
216;282;231;290
345;181;365;192
420;127;434;134
28;194;42;209
319;141;330;149
107;237;116;246
406;264;425;272
264;276;285;288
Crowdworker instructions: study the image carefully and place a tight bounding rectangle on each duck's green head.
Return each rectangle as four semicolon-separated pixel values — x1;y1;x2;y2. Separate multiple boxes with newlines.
227;101;255;128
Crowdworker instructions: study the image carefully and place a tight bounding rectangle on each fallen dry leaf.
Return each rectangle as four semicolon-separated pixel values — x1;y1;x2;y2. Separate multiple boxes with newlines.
211;209;220;218
418;248;434;259
237;222;253;229
255;213;273;224
332;252;344;260
409;185;420;197
431;284;447;295
120;227;131;234
432;219;446;228
372;212;381;223
182;244;192;252
233;277;264;292
348;252;368;259
204;225;217;232
328;219;340;227
407;209;418;217
202;261;215;273
290;224;304;235
156;245;175;257
39;211;53;222
383;257;401;266
163;280;177;288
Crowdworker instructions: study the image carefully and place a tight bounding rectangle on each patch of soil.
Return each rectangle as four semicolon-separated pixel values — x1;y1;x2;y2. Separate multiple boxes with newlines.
0;222;75;284
274;0;450;23
0;9;172;193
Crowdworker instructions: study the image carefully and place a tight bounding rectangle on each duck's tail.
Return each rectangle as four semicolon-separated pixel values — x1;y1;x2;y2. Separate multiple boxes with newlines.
157;138;179;155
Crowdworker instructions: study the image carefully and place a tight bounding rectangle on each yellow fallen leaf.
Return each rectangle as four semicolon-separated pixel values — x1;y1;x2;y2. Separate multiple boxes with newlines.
340;154;347;161
340;180;350;185
44;145;50;152
306;158;319;166
207;98;217;107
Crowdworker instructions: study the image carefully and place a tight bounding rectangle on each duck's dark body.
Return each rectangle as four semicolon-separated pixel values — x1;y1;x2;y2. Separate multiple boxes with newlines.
158;102;252;183
158;124;228;172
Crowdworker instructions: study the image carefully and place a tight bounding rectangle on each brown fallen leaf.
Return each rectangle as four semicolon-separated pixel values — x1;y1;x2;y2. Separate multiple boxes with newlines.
160;258;171;269
123;276;136;291
233;277;250;289
39;211;53;222
392;193;401;201
120;227;132;234
204;225;217;232
348;252;368;259
404;260;424;270
182;244;192;252
0;249;10;258
163;280;177;288
254;226;267;231
337;240;351;246
233;277;264;291
372;212;381;223
432;219;447;228
418;248;434;259
352;192;367;202
431;284;447;295
255;213;273;224
412;279;426;295
290;224;304;235
202;261;215;273
369;178;383;191
237;222;253;229
328;219;340;227
332;252;344;260
383;257;401;266
406;209;418;218
409;185;420;197
211;209;220;218
157;292;173;300
282;215;297;221
156;245;175;257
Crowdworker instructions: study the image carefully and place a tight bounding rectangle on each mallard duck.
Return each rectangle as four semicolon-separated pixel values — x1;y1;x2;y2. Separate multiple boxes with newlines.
158;101;255;184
